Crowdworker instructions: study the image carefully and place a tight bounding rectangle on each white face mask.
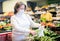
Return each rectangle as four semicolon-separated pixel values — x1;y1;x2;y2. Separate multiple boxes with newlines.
19;10;24;13
28;11;32;14
16;10;24;17
17;10;24;16
26;11;32;15
42;11;46;14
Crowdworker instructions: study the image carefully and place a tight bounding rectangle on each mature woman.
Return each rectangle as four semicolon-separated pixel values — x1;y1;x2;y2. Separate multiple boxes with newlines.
11;2;44;41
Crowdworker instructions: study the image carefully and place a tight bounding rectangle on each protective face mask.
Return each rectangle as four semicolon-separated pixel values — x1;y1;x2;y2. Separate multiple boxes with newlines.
42;11;46;14
19;10;24;13
28;12;32;14
16;10;25;17
27;11;32;14
17;10;24;15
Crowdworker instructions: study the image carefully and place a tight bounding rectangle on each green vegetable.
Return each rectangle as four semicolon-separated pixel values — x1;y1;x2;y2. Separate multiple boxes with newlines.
40;18;46;22
0;22;6;26
56;23;60;27
29;27;60;41
4;26;12;30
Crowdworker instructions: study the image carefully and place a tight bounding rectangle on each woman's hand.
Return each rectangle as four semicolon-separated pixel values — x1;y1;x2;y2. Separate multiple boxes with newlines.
41;22;46;26
30;30;36;35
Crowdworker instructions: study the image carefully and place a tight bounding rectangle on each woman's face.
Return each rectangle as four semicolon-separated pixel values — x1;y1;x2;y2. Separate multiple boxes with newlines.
17;5;25;11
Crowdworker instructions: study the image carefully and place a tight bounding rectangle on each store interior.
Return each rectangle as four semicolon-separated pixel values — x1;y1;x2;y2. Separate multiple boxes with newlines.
0;0;60;41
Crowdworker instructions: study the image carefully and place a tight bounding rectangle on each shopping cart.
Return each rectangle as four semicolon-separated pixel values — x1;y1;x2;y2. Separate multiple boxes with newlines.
0;33;7;41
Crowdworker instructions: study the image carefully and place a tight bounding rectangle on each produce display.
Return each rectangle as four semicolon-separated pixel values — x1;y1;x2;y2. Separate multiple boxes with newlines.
0;16;12;33
0;22;12;32
54;22;60;27
40;17;55;27
29;27;60;41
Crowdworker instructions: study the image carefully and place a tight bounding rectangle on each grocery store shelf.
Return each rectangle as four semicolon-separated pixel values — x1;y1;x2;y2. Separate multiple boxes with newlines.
53;17;60;21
